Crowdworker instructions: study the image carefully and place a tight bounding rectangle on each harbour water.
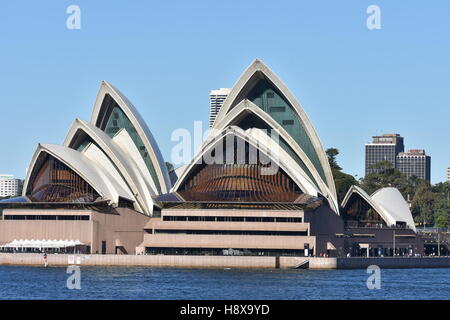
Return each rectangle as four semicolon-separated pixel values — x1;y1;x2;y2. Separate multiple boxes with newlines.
0;266;449;300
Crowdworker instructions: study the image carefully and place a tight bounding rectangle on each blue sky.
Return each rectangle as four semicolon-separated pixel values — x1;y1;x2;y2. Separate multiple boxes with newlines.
0;1;449;183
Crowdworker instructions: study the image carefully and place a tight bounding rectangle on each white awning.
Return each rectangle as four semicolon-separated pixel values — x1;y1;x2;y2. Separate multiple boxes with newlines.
0;239;86;248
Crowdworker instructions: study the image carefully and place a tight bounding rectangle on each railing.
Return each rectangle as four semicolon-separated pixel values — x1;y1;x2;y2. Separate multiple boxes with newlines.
344;221;409;230
417;227;450;233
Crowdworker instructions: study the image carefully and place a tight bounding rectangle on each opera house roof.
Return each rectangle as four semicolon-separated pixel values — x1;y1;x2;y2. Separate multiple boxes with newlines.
2;59;347;215
18;81;171;216
171;59;339;213
341;185;416;231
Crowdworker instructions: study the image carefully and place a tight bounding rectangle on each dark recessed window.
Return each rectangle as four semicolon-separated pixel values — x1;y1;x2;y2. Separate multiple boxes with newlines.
114;113;119;119
267;92;275;98
282;120;294;125
112;120;118;126
270;106;285;112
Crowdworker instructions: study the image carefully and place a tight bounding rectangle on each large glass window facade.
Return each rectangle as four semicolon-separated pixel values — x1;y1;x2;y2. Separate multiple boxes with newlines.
145;247;307;257
179;136;303;202
27;154;100;203
343;195;387;228
235;113;319;190
233;77;327;184
96;95;161;193
67;130;95;152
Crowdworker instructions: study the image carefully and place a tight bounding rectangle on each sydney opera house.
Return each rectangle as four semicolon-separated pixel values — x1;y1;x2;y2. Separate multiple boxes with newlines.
0;60;423;257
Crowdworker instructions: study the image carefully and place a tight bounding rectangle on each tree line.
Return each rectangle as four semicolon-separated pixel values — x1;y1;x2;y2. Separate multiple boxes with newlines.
326;148;449;228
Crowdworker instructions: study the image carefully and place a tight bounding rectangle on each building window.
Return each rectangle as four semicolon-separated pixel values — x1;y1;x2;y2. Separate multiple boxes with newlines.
269;106;286;112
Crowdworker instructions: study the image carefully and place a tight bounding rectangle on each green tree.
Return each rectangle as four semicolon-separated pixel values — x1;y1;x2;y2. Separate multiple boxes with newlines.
325;148;342;171
411;185;437;226
165;161;174;172
369;160;394;172
435;215;449;229
17;179;24;195
325;148;358;204
326;153;448;228
430;183;450;228
360;160;411;198
359;160;441;227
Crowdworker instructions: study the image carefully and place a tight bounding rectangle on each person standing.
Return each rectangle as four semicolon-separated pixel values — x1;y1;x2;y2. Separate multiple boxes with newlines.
43;253;48;267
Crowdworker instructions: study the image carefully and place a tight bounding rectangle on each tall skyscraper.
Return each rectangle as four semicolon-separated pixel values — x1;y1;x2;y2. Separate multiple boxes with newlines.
446;167;450;182
0;174;20;197
396;149;431;182
209;88;231;127
365;134;404;175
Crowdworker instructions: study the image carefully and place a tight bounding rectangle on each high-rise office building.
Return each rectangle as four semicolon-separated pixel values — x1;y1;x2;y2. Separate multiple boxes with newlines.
0;175;20;197
209;88;231;127
396;149;431;182
446;167;450;182
365;134;404;175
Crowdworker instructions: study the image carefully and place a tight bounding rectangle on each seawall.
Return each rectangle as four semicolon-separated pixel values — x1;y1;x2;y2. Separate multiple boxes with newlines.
1;254;450;269
0;253;283;269
337;257;450;269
